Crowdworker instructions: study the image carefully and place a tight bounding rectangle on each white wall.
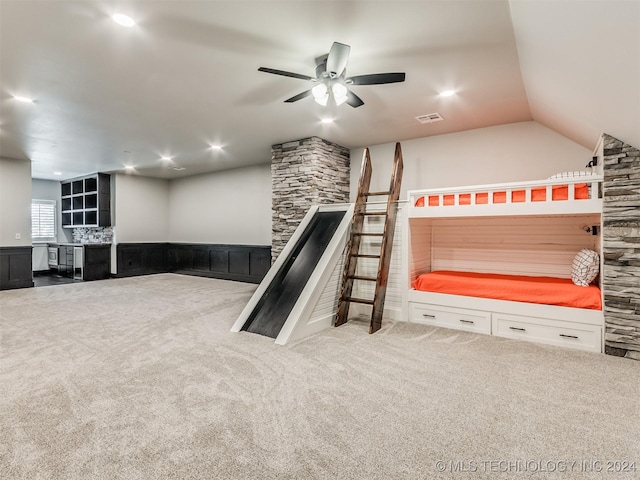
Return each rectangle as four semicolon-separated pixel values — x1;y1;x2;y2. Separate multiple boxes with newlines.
169;164;271;245
350;121;593;200
113;174;170;243
31;179;73;270
0;158;31;247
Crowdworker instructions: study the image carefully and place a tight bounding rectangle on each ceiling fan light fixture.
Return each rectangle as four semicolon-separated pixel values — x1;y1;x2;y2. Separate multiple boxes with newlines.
13;95;34;103
112;13;136;27
259;41;406;109
332;83;348;106
312;83;329;106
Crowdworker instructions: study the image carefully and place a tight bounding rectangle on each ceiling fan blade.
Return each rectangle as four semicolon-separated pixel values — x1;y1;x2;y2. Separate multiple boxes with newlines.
284;90;313;103
346;90;364;108
258;67;314;81
326;42;350;78
346;72;406;85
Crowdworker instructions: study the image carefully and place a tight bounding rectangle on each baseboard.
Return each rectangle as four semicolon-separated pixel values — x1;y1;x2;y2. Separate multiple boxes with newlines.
0;280;34;290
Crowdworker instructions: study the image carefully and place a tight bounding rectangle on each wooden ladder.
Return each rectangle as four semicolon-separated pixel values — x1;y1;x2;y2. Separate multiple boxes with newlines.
335;142;404;334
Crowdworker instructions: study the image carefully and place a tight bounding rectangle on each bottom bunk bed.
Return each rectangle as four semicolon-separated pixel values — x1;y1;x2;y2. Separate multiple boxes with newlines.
405;173;605;353
408;271;603;353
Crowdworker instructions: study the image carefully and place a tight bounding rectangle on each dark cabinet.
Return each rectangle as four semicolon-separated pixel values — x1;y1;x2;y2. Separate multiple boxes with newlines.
54;244;110;281
61;173;110;228
83;245;111;281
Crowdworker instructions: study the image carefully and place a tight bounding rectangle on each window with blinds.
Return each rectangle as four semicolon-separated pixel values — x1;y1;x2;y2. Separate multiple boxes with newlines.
32;200;56;242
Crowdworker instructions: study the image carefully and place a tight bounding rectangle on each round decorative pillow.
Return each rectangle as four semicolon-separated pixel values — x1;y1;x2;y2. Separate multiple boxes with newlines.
571;249;599;287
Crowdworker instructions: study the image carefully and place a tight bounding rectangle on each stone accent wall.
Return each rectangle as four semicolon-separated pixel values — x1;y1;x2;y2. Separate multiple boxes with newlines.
271;137;350;262
602;133;640;360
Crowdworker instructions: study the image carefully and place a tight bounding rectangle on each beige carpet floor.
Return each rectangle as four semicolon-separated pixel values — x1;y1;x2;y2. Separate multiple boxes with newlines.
1;273;639;479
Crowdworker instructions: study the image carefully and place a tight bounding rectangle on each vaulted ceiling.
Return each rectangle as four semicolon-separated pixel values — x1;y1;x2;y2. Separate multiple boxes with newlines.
0;1;638;180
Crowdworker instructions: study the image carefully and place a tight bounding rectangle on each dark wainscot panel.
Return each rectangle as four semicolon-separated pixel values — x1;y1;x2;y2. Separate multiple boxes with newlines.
116;243;270;284
168;244;271;284
0;247;33;290
116;243;168;277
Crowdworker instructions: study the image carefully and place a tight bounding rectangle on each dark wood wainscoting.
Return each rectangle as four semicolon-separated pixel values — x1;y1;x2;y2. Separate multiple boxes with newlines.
116;243;271;284
0;247;33;290
168;244;271;284
116;243;168;277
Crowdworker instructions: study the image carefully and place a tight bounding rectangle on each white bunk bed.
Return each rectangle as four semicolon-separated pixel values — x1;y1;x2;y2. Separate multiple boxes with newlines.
405;174;605;353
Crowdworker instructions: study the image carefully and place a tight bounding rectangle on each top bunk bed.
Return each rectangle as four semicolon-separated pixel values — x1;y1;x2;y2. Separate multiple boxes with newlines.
408;172;603;218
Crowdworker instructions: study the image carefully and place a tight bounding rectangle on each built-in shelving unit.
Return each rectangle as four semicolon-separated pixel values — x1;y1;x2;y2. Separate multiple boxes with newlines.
61;173;110;228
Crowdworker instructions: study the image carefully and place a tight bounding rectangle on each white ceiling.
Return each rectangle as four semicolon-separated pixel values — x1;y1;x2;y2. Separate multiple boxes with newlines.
0;1;638;181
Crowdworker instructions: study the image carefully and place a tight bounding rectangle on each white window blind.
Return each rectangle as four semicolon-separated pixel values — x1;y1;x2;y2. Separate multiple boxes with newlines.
32;200;56;242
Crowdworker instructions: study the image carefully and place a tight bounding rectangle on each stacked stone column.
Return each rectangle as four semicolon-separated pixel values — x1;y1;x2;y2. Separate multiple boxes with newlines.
602;134;640;360
271;137;350;262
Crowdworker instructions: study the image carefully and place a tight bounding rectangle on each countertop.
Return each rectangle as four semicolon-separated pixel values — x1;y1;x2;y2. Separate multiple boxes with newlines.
48;242;112;247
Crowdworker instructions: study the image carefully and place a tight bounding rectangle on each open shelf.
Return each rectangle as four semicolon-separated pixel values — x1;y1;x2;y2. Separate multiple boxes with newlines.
61;173;111;228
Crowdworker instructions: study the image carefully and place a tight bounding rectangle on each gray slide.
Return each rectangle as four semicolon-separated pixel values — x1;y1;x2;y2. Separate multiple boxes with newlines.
240;210;346;338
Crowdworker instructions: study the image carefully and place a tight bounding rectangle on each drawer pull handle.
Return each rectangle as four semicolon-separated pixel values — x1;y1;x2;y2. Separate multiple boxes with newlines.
459;319;475;324
559;334;579;340
422;314;436;318
509;326;527;332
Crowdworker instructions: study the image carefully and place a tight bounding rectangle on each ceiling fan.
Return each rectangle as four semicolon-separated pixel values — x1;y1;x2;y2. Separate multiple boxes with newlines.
258;42;405;108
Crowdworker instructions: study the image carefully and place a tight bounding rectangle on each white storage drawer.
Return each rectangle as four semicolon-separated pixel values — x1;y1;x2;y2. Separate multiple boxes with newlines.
492;313;602;353
409;302;491;335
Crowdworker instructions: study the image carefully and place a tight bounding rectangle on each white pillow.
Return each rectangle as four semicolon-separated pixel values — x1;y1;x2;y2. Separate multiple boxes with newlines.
571;249;599;287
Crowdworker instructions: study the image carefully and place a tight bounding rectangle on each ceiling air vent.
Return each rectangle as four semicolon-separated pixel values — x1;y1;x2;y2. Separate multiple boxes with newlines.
415;112;444;124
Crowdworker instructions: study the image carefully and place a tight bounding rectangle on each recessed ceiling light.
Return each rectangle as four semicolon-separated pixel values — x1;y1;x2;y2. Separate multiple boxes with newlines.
160;156;173;161
210;144;223;151
321;118;334;124
112;13;135;27
53;171;62;176
439;90;456;97
124;165;135;171
13;95;34;103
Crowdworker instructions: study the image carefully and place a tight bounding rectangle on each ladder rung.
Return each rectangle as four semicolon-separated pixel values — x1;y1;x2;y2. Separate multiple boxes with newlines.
348;275;378;282
353;254;380;258
360;212;387;216
354;232;384;236
365;191;390;196
344;297;374;305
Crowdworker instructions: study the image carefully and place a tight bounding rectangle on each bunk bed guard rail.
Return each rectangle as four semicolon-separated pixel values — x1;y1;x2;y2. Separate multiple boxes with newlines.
408;175;603;217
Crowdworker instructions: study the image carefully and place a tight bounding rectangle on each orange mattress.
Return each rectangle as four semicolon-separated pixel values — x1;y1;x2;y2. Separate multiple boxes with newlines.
412;270;602;310
414;184;589;207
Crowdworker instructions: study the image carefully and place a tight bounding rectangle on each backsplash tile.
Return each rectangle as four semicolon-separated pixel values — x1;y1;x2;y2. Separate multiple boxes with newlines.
72;227;113;244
